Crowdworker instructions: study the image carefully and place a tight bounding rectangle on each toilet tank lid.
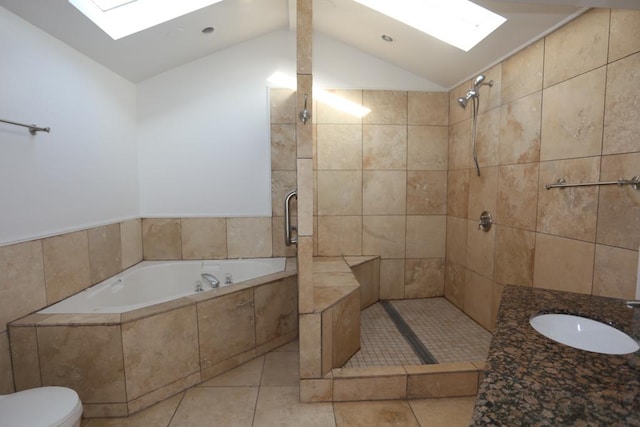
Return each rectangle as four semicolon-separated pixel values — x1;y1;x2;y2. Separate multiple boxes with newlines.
0;386;82;426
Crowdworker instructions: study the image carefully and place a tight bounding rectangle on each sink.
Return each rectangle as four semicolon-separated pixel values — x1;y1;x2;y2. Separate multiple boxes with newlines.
530;313;639;355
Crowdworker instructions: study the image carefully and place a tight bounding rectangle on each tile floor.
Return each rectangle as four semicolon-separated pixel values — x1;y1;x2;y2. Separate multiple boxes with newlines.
81;340;476;426
344;298;491;368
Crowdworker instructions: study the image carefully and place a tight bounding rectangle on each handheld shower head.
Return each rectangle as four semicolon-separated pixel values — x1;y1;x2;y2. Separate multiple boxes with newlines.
457;89;477;109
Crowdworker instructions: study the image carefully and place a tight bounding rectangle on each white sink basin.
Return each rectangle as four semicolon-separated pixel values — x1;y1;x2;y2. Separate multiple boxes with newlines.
530;313;639;355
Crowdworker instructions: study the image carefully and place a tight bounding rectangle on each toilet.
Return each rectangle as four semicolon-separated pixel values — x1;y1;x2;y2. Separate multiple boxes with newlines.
0;386;82;427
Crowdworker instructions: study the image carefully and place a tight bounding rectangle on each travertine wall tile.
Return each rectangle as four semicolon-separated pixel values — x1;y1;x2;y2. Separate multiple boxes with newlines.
197;289;255;369
363;216;406;259
533;233;594;295
498;91;541;165
363;91;407;125
271;124;297;171
465;221;495;280
603;52;640;155
593;244;638;299
405;215;446;259
316;90;363;124
227;217;272;258
494;226;535;286
444;260;466;310
543;8;609;87
407;171;447;215
475;109;500;167
540;67;606;161
331;290;360;368
449;120;471;170
317;216;362;256
0;241;46;332
8;326;40;391
608;9;640;62
142;218;182;260
408;91;448;126
122;305;199;400
464;271;494;330
407;126;448;171
363;125;407;170
255;276;298;345
447;169;469;219
270;89;296;124
299;313;321;378
379;259;405;299
88;223;122;284
317;124;362;170
501;40;544;104
0;331;14;394
468;166;498;221
42;230;91;304
38;324;126;403
596;152;640;250
181;218;227;259
537;157;600;242
121;218;142;269
317;171;362;216
496;163;539;231
363;171;407;215
405;258;445;298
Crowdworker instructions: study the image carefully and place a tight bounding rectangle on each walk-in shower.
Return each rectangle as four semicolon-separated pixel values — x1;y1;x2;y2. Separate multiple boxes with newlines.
457;74;493;176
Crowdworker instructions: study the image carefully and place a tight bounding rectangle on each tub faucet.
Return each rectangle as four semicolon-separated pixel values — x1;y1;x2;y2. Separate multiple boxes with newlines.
626;300;640;308
201;273;220;288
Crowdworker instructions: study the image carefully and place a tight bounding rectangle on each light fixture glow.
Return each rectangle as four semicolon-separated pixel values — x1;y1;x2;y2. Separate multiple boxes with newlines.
267;72;371;119
69;0;225;40
352;0;506;51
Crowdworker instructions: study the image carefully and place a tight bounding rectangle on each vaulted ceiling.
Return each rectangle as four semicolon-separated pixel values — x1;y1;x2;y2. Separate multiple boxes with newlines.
1;0;637;88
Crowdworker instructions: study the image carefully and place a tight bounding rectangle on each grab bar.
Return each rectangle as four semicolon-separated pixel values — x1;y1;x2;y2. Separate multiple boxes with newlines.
284;189;297;246
0;118;50;135
545;176;640;190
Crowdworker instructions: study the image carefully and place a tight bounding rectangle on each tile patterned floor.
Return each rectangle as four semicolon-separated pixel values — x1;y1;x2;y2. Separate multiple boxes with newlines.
344;298;491;368
81;340;476;427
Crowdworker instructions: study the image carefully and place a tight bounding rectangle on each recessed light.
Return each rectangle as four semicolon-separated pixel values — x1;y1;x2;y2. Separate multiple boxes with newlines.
202;26;215;34
381;34;394;43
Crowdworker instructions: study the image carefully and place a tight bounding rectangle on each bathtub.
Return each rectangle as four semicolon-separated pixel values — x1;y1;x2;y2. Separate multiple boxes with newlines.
40;257;287;314
14;257;297;418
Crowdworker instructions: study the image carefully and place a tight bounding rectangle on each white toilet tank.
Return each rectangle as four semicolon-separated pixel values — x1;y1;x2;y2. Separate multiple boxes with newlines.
0;386;82;427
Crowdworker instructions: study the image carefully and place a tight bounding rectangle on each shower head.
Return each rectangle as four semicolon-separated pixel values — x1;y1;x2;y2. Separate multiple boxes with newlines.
457;89;477;109
473;74;494;89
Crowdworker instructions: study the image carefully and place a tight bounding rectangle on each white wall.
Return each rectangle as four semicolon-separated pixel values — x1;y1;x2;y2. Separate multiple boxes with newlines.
137;29;442;217
0;7;138;245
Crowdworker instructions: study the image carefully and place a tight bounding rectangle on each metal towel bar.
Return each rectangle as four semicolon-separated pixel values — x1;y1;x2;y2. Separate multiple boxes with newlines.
284;189;297;246
545;176;640;190
0;118;50;135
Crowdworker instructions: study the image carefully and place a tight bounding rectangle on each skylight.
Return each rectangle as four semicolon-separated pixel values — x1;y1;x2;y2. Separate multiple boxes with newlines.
69;0;224;40
352;0;506;52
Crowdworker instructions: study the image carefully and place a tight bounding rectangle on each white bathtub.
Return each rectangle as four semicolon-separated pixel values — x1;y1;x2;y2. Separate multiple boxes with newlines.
40;258;287;314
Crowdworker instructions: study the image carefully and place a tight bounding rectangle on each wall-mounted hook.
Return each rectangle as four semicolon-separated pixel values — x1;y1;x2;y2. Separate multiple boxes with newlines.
299;93;311;125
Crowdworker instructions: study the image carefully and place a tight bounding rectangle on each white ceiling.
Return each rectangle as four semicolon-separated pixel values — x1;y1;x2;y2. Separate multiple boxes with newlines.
1;0;637;88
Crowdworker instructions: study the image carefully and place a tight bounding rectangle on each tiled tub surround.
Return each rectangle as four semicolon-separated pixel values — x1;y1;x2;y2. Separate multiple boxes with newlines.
8;265;298;418
446;8;640;333
473;285;640;425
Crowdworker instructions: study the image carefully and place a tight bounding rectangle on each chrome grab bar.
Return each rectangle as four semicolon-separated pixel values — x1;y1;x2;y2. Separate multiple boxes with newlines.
284;189;297;246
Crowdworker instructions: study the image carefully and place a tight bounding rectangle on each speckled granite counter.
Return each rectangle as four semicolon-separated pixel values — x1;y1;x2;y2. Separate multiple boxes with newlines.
472;285;640;426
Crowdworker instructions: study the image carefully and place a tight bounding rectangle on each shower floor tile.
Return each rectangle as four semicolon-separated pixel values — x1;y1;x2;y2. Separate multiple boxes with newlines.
343;298;491;369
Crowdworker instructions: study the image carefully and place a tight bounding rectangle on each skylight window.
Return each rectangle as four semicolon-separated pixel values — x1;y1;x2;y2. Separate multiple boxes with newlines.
69;0;224;40
352;0;506;52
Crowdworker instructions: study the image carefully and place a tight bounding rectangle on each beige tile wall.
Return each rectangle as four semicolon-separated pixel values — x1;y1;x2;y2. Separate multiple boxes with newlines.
314;90;449;300
446;8;640;331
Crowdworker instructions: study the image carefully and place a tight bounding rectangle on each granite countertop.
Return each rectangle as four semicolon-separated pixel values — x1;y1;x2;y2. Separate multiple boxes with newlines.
472;285;640;426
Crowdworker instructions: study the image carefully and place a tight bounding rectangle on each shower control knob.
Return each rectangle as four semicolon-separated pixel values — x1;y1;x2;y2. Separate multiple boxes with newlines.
478;211;493;232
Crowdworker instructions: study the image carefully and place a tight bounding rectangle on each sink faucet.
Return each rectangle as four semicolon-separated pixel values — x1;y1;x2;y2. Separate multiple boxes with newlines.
201;273;220;288
626;300;640;308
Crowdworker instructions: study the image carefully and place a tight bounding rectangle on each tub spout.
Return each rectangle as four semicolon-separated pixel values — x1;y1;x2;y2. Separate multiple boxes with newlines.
201;273;220;288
